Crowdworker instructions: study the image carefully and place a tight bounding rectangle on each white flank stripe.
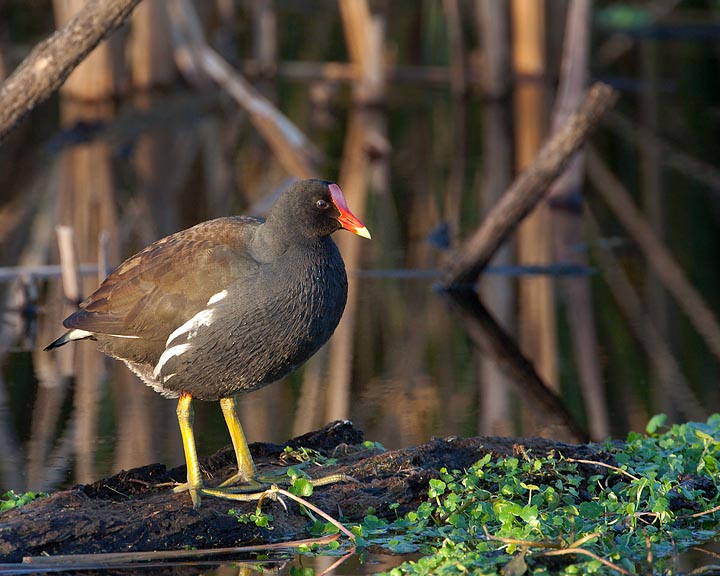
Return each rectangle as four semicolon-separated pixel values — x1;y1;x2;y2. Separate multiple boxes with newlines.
166;308;215;346
207;289;228;305
67;329;94;341
108;334;141;339
154;343;191;378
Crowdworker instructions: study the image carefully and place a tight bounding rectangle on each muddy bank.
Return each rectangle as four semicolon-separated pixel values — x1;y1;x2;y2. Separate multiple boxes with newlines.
0;421;608;562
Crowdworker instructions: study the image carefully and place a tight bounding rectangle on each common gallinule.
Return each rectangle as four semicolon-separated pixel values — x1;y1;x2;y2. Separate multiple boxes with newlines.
46;179;370;508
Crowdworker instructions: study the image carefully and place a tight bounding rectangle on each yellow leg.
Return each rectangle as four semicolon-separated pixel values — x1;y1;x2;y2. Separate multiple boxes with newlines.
217;396;259;488
171;395;352;507
174;393;203;508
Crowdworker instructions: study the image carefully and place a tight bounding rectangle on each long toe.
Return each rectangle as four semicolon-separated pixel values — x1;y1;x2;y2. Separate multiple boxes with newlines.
217;475;273;493
218;465;299;489
200;485;278;503
217;471;260;489
172;481;202;509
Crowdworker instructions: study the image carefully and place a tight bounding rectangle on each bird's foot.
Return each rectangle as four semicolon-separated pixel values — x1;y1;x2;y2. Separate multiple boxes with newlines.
218;463;354;492
216;472;271;491
171;470;354;508
306;472;356;487
200;472;355;503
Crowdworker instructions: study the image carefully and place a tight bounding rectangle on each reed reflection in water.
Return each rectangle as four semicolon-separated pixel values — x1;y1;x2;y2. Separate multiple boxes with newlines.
0;1;719;502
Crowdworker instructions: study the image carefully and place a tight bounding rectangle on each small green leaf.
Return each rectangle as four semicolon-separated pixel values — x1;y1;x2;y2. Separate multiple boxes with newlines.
290;477;314;497
646;414;668;434
579;501;604;519
428;479;446;498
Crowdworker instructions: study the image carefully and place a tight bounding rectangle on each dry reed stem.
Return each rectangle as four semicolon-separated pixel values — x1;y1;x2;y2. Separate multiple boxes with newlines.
585;208;706;420
56;226;81;305
22;533;340;566
443;82;618;287
605;110;720;196
546;0;608;441
441;290;588;442
587;148;720;364
166;0;319;179
0;0;142;143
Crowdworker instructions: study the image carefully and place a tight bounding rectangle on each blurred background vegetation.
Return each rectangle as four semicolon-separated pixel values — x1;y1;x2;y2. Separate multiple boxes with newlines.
0;0;718;503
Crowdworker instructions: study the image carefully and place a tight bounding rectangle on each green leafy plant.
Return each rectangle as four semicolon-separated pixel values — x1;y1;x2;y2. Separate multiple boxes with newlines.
228;506;274;529
281;446;338;467
0;490;45;512
237;417;720;574
374;415;720;574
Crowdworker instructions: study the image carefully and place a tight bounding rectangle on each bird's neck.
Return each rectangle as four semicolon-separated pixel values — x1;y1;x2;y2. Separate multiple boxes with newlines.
251;219;320;262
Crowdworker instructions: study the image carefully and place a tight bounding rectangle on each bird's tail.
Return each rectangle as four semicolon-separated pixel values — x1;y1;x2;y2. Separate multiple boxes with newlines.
44;329;94;351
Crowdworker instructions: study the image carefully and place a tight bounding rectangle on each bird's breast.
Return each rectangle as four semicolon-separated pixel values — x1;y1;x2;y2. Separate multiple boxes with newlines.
151;243;348;400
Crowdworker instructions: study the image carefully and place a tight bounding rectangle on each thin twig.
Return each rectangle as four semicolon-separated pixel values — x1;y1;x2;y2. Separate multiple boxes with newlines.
22;533;339;566
541;546;634;576
483;525;561;550
274;487;357;542
678;503;720;520
567;532;602;548
485;525;632;574
318;551;355;576
563;457;640;482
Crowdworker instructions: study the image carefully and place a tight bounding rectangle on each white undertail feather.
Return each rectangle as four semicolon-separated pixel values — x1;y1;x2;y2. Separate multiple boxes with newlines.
122;360;180;398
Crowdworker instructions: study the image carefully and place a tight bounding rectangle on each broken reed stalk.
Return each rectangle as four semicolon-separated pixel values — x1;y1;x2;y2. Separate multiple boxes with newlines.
442;290;589;442
443;0;466;95
511;0;558;394
475;0;511;97
338;0;372;78
242;60;484;86
325;108;373;421
0;264;99;282
0;0;142;143
56;226;82;305
338;0;384;103
53;225;82;389
251;0;277;73
547;0;608;441
198;46;318;178
166;0;319;179
584;208;706;420
52;0;123;100
442;82;618;289
605;110;720;195
97;231;110;284
586;148;720;365
130;0;175;89
21;534;339;567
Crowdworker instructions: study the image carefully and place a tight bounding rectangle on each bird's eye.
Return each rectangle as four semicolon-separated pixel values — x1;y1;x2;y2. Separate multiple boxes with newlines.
316;199;329;209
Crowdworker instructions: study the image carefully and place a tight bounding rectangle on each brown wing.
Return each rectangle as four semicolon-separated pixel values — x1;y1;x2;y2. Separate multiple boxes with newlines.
63;217;262;342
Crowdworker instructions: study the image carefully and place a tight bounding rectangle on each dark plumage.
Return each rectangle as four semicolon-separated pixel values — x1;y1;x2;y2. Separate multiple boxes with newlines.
46;179;370;507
